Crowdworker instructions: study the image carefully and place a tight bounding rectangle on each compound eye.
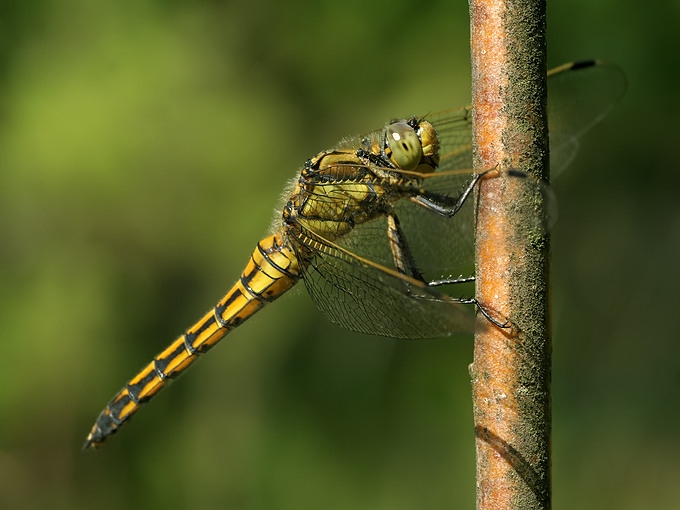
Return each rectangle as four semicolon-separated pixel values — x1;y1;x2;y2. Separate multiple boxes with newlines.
385;121;423;170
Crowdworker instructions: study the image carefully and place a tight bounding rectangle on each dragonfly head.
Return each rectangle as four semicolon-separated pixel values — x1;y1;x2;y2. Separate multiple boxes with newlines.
384;118;439;173
414;119;440;170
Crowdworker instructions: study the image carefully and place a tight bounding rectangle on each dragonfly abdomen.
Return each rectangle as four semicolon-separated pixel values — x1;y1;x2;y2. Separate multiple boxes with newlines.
83;234;300;449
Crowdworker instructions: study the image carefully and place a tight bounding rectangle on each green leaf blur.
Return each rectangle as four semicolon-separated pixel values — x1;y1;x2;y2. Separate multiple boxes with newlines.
0;1;677;509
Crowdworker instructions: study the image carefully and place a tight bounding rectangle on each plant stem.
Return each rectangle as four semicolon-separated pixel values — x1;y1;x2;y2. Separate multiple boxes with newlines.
469;0;551;508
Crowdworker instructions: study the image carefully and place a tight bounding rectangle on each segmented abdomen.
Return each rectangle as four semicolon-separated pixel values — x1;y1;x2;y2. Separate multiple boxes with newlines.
83;234;300;449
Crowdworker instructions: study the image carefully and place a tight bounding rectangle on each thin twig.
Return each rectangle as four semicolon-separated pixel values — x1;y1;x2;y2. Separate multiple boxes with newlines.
469;0;551;508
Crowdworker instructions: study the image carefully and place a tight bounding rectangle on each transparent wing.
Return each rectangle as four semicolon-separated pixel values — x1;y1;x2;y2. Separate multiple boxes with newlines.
296;61;624;338
428;61;626;177
297;110;490;338
547;61;626;176
300;219;476;339
412;107;476;274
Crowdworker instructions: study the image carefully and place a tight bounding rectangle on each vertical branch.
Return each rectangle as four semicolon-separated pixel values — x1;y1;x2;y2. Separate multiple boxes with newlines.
469;0;551;509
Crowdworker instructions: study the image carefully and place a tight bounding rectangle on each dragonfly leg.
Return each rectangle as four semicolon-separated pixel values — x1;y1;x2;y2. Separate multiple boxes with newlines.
385;210;477;293
385;212;505;327
413;168;532;219
386;174;510;330
356;147;393;169
427;272;510;329
428;275;475;286
386;210;425;281
409;171;484;217
447;296;510;329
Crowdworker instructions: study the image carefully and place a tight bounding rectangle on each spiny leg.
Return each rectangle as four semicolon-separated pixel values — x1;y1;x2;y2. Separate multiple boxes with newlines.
428;275;475;286
405;170;510;328
386;211;425;282
384;210;479;307
408;170;489;218
385;170;491;282
424;277;509;329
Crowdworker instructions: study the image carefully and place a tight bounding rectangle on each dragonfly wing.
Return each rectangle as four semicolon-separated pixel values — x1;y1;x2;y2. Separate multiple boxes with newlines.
298;61;626;338
297;200;477;339
303;238;476;339
425;62;626;178
547;61;626;176
394;182;476;277
297;111;480;339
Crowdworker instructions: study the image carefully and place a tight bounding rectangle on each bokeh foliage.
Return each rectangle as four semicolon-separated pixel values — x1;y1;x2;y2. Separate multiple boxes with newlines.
1;0;678;509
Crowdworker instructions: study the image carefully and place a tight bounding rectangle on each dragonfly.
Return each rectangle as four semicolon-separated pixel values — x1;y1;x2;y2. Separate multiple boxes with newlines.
83;60;625;449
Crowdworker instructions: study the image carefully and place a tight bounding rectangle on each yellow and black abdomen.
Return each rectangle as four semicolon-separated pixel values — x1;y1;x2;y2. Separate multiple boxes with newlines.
83;234;300;449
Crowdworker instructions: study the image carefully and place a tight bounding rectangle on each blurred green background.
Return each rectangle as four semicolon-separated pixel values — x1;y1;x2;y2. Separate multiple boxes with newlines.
1;0;678;508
